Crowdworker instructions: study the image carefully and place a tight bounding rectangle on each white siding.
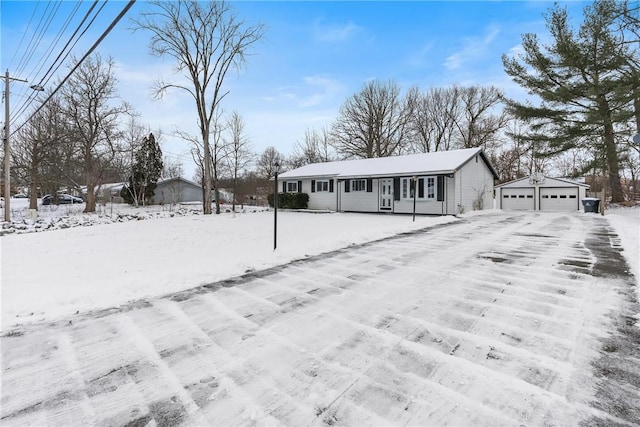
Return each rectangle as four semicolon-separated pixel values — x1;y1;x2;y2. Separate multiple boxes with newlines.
306;179;338;210
455;154;495;213
392;176;453;215
340;179;379;212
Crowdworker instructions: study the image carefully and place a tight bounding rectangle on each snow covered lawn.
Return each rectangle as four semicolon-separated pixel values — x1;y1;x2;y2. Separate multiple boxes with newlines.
1;208;638;426
1;207;455;328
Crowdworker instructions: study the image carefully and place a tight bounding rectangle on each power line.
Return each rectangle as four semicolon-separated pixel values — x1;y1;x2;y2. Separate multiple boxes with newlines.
5;1;41;71
9;1;108;124
25;1;86;91
11;0;136;137
14;1;61;77
38;1;108;91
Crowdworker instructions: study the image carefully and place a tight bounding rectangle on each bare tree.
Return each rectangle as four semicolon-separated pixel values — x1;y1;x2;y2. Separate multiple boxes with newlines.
12;94;67;209
181;110;227;213
408;86;462;153
256;146;285;180
162;156;184;179
117;116;150;206
223;111;254;211
455;85;508;150
331;79;414;159
289;126;335;168
59;54;128;212
133;0;265;214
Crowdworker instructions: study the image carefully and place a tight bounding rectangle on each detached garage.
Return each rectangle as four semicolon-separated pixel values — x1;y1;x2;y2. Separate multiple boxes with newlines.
497;175;590;212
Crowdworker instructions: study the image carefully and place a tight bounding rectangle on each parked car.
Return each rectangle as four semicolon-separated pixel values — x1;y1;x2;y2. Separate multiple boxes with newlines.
13;194;27;198
42;194;84;205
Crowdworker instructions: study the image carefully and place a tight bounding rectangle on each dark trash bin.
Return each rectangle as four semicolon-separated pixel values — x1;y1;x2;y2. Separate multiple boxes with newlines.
582;198;600;213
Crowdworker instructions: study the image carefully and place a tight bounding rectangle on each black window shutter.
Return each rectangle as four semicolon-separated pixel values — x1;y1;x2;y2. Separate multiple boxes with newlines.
366;178;373;192
437;175;444;201
282;181;286;193
298;181;302;193
344;179;350;193
418;178;424;198
329;180;334;193
393;178;400;201
311;180;315;193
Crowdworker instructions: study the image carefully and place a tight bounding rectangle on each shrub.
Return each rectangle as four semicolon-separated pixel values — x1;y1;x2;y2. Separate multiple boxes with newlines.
267;192;309;209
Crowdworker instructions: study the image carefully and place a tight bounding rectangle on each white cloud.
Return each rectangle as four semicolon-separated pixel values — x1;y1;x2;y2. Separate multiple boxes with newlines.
406;41;436;67
259;76;344;109
444;25;501;70
298;76;344;108
313;19;363;43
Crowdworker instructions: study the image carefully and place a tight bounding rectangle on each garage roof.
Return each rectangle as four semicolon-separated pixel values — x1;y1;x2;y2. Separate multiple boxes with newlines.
279;147;499;180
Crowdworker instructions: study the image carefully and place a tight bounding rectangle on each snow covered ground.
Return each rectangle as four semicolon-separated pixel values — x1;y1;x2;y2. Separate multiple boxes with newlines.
1;200;456;328
1;201;638;426
1;199;637;329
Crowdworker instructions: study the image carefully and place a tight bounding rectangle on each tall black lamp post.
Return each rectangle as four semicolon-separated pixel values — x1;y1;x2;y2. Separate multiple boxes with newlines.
273;161;280;250
412;176;417;222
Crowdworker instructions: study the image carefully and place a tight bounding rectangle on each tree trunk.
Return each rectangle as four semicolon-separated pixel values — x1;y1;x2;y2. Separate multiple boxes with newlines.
634;82;640;134
203;135;212;215
29;181;38;210
232;170;237;212
603;121;625;203
599;96;625;203
29;162;38;210
85;182;96;213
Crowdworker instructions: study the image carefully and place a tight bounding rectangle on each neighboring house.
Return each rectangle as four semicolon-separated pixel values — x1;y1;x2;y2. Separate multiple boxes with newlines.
278;147;499;215
496;175;590;212
151;177;203;205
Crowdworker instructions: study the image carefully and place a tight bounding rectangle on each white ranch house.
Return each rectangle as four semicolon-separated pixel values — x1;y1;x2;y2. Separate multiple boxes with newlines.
278;148;499;215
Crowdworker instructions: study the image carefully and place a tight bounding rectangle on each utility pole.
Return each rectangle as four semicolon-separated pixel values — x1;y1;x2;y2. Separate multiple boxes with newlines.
3;70;28;222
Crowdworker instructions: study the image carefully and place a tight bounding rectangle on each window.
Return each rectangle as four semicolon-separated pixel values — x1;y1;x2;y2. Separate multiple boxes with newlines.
316;180;329;192
287;182;298;192
351;179;366;192
401;177;435;200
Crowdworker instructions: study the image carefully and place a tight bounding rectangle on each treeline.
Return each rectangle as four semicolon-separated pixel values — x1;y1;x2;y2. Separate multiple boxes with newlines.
8;0;639;212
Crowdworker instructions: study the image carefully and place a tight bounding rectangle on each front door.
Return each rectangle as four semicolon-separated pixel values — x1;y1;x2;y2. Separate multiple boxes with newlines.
379;178;393;211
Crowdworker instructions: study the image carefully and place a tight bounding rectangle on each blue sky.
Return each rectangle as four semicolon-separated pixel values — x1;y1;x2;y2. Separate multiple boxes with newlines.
1;1;588;179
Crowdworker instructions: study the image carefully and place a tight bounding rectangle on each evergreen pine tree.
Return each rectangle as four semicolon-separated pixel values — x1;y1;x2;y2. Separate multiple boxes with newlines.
502;0;637;202
121;133;163;205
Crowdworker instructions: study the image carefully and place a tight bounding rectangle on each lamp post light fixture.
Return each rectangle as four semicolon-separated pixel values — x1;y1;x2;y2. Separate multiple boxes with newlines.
273;161;280;250
412;176;417;222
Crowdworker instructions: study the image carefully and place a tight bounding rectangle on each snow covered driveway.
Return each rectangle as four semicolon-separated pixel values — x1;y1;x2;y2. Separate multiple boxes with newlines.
2;212;638;426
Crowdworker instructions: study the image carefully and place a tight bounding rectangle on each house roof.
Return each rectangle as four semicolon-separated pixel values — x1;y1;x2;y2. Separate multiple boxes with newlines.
279;147;499;180
157;177;202;187
496;176;590;188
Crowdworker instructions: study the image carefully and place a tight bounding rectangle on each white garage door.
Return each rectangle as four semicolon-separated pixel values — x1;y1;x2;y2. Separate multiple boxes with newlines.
501;188;534;210
540;187;579;212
